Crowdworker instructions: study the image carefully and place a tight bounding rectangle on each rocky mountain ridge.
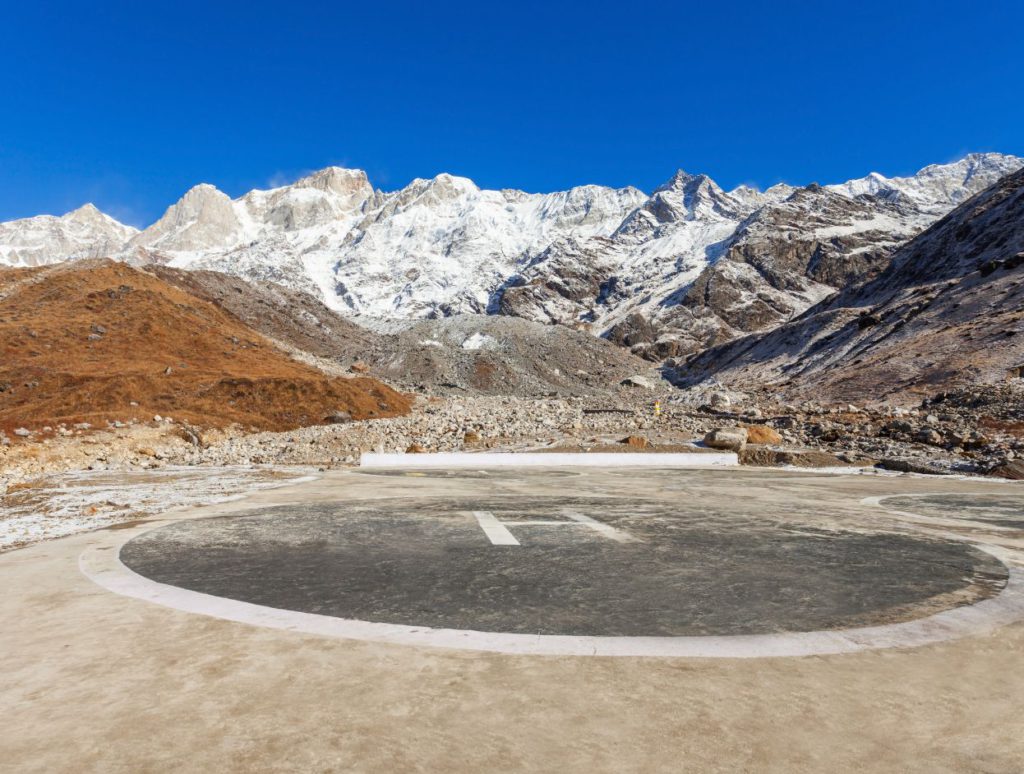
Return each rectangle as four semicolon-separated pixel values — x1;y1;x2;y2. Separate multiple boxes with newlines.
674;165;1024;404
0;204;138;267
1;154;1019;359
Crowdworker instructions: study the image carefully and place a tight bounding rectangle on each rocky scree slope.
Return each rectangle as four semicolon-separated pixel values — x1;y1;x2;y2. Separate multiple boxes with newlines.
0;260;409;436
1;155;1018;360
149;266;652;397
673;166;1024;405
147;265;379;365
359;314;652;396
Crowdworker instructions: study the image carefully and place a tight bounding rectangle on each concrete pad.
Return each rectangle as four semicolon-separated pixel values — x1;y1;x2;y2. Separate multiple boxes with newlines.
360;451;738;468
3;468;1024;772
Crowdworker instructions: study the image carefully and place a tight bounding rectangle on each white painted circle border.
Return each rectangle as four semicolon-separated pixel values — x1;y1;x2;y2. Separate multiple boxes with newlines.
861;491;1024;533
78;517;1024;659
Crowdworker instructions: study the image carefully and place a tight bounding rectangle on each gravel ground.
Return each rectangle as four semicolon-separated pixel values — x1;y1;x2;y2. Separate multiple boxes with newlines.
2;382;1021;544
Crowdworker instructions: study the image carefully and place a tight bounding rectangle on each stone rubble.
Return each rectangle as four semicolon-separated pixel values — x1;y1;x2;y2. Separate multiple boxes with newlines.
3;379;1022;494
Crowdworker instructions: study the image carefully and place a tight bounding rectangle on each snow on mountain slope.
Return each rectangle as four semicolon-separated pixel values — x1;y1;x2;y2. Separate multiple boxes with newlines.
0;153;1020;360
676;164;1024;404
826;152;1020;215
332;175;647;315
500;154;1023;359
496;170;759;327
0;204;137;268
104;169;646;317
597;184;924;358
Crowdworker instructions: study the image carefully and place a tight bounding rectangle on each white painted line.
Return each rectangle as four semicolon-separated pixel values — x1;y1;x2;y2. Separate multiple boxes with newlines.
472;510;635;545
562;510;636;543
472;511;520;546
361;452;738;469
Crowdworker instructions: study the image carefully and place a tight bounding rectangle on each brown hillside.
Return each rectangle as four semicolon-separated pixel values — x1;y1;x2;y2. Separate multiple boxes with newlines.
0;260;410;432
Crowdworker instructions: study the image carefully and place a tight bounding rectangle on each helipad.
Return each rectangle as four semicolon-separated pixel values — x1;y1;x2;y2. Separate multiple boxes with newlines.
6;466;1024;771
81;468;1024;658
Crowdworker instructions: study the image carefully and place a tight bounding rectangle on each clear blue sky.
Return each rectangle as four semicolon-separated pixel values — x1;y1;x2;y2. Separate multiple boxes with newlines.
1;0;1021;226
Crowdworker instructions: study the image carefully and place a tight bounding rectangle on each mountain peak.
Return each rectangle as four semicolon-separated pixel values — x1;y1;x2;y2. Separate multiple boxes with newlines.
183;182;228;198
60;203;136;235
67;202;102;217
130;183;240;251
430;172;478;192
827;153;1023;214
63;203;112;226
295;166;372;196
654;169;707;193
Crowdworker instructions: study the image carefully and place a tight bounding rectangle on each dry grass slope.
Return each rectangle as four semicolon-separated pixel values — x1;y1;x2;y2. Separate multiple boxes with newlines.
0;260;410;432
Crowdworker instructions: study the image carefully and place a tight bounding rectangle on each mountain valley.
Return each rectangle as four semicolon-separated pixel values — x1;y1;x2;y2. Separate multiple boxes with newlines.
2;153;1024;493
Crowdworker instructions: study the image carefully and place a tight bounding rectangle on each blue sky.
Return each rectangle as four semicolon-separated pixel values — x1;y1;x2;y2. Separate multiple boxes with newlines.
1;0;1021;226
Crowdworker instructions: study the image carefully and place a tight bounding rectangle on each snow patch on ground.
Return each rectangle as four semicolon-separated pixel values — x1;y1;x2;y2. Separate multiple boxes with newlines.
461;332;497;350
0;466;315;552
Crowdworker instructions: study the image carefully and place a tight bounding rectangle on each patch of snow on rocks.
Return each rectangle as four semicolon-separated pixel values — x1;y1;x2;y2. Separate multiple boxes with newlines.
0;466;315;552
461;332;497;350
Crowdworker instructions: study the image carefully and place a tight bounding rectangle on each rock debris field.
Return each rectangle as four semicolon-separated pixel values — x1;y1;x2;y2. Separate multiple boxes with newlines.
4;380;1024;550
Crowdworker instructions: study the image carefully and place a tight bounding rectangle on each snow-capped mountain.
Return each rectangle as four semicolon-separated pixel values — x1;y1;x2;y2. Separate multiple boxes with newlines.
0;152;1019;359
496;154;1021;357
825;153;1018;215
0;204;138;267
109;167;646;316
675;163;1024;404
330;174;647;315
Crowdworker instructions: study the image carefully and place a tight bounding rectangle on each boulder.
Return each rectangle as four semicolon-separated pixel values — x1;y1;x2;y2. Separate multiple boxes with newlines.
620;435;649;449
876;458;950;476
709;391;731;407
743;425;782;445
322;411;352;424
914;428;943;445
175;424;204;448
620;375;655;389
990;460;1024;480
740;448;850;468
349;361;371;374
463;431;481;444
703;427;747;452
405;443;426;453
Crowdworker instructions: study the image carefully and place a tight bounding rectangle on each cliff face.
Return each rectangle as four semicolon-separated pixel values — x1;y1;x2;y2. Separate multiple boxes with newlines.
673;167;1024;405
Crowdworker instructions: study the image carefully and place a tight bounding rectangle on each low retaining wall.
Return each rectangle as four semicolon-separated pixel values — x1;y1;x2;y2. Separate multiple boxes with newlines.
360;452;738;468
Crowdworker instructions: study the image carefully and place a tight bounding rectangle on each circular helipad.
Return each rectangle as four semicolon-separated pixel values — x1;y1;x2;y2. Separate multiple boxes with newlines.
119;496;1008;638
